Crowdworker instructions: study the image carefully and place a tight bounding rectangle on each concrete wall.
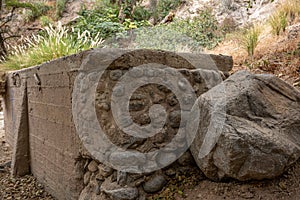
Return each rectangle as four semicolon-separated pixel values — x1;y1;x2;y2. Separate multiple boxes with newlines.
3;49;232;200
4;52;85;199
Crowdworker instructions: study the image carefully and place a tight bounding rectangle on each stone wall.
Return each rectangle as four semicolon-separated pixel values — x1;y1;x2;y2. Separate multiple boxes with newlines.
4;49;232;200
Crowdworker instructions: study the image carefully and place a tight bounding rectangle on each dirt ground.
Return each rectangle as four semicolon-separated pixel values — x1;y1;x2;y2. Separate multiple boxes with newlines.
0;112;54;200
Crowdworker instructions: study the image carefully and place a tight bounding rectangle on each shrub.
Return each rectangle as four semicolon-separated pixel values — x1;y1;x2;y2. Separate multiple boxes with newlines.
114;10;224;52
130;25;203;52
7;0;50;21
56;0;67;19
133;5;151;21
168;10;224;49
3;23;103;69
73;8;150;40
241;25;261;57
39;15;53;27
152;0;182;22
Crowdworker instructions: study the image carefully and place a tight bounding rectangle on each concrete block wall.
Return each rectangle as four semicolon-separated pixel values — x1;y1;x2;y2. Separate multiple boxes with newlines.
4;52;85;199
3;49;233;200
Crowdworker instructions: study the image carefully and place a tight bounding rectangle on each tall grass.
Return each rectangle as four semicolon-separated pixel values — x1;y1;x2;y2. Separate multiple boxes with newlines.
269;0;300;35
3;22;103;69
269;11;288;36
241;25;261;57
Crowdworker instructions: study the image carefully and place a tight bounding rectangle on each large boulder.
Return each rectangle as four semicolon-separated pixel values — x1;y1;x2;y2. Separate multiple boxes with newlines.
190;70;300;181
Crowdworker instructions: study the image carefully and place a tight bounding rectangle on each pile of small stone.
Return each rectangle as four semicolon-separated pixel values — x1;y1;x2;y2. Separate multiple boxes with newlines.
0;163;54;200
79;150;201;200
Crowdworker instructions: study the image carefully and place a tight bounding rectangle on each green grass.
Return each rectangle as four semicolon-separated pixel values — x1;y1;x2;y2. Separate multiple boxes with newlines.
241;25;261;57
3;23;103;70
269;0;300;35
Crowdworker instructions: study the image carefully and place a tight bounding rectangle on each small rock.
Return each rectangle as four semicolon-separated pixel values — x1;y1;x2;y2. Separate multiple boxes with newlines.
240;191;254;199
168;110;181;128
177;151;194;166
88;160;98;173
110;70;123;81
101;179;139;200
167;94;178;106
98;164;114;178
83;171;91;185
143;174;167;193
165;168;176;177
97;102;110;111
117;171;127;186
129;101;145;111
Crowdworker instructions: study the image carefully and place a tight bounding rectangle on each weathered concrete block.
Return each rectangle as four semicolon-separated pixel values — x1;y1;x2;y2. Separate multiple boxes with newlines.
4;48;233;199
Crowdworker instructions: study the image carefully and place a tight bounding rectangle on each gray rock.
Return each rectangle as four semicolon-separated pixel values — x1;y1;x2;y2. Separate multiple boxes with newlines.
143;174;167;193
83;171;91;185
168;110;181;128
117;171;127;186
177;151;194;166
110;70;123;81
190;71;300;181
98;164;114;178
129;101;145;111
101;179;139;200
288;23;300;39
87;160;99;173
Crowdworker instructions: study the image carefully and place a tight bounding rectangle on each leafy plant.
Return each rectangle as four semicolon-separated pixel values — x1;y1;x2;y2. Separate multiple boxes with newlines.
73;7;150;40
7;0;50;21
241;25;261;57
119;10;224;52
133;5;151;21
152;0;182;22
168;10;224;49
3;23;103;69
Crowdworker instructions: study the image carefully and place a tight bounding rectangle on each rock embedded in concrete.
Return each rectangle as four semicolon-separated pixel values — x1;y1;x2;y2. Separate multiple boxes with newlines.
98;163;114;178
143;174;167;193
190;70;300;181
84;171;91;185
101;179;139;200
88;160;99;173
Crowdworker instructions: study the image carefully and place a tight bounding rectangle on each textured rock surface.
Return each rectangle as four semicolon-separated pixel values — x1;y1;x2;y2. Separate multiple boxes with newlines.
190;70;300;181
143;174;167;193
177;0;280;27
101;179;139;200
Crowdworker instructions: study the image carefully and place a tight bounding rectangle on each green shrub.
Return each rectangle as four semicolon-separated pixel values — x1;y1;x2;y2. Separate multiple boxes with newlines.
153;0;182;21
168;10;224;49
73;8;150;40
133;5;151;21
3;23;103;69
7;0;50;21
241;25;261;57
56;0;67;19
115;10;224;52
39;15;53;27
